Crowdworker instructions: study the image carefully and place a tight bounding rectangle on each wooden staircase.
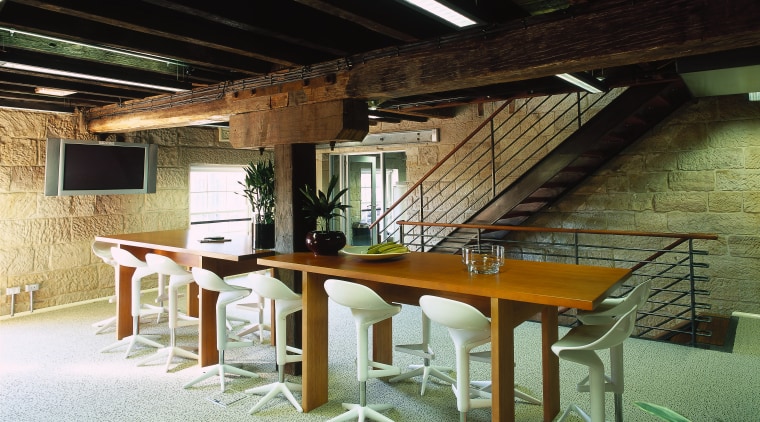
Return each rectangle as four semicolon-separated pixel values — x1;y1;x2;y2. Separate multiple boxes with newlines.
432;79;692;252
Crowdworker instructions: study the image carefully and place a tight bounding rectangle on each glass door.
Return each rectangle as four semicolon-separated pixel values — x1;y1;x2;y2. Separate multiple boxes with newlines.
330;151;406;246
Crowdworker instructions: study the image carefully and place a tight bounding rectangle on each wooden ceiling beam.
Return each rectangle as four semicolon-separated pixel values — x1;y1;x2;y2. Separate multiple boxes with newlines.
85;0;760;134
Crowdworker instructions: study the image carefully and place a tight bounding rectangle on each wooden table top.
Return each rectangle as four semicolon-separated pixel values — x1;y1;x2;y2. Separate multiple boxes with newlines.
258;251;631;310
96;229;274;261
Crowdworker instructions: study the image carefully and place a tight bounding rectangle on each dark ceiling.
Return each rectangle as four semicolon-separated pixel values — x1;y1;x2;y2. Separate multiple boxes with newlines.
0;0;756;125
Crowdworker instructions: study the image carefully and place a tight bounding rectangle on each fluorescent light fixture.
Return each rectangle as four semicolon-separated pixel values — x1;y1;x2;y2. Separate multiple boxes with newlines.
556;73;605;94
35;87;76;96
0;61;185;92
749;92;760;101
401;0;478;28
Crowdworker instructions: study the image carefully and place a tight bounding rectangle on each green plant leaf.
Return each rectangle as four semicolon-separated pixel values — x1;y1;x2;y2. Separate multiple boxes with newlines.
634;402;692;422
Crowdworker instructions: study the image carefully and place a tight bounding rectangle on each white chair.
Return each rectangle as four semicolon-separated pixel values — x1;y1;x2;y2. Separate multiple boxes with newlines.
91;241;118;334
419;295;541;422
226;273;271;343
183;267;259;392
324;279;402;422
390;308;455;395
552;305;640;422
138;254;199;371
100;248;165;358
571;279;652;422
244;273;303;413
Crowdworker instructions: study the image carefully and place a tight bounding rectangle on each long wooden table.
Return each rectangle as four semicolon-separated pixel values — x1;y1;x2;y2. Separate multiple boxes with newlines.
95;229;274;366
258;251;630;422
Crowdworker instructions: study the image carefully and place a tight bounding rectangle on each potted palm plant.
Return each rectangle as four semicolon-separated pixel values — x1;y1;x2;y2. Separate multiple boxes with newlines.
239;159;275;249
300;174;350;255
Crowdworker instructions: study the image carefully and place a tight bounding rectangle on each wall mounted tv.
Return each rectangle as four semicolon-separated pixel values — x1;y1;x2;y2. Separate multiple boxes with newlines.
44;138;158;196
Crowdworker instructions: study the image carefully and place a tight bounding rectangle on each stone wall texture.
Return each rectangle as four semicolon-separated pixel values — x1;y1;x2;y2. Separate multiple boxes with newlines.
0;109;262;316
3;93;760;318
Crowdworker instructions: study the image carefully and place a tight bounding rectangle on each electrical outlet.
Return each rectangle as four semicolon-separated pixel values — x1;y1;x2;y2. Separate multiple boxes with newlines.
6;286;21;295
25;284;40;292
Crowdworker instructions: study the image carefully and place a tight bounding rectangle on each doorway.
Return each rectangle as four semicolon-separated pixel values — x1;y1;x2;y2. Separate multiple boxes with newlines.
329;151;406;245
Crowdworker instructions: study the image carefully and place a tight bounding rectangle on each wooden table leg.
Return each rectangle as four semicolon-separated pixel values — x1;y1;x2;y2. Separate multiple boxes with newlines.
541;306;560;422
302;272;329;412
115;263;135;340
198;287;218;367
491;298;516;422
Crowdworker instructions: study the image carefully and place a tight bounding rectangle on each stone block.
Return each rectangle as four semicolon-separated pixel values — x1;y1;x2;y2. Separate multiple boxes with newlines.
708;192;742;213
629;172;668;193
716;169;760;191
679;148;744;171
668;171;715;192
727;235;760;258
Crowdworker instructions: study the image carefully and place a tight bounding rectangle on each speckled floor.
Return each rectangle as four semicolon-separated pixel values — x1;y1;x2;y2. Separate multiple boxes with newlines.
1;294;758;422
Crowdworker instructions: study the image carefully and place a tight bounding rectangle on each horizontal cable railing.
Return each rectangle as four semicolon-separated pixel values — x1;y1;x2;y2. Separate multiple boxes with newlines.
398;221;718;346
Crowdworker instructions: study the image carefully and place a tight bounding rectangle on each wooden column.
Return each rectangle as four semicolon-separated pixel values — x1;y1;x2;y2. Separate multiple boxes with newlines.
274;143;316;374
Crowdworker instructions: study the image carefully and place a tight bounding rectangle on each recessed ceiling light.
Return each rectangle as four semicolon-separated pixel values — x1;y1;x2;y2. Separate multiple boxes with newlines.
401;0;478;28
749;92;760;101
556;73;605;94
35;87;77;96
0;61;185;92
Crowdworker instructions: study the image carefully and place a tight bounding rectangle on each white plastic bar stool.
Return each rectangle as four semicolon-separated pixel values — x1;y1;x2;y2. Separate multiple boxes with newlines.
573;279;652;422
419;295;541;422
552;305;639;422
100;248;165;358
91;241;118;334
390;308;455;395
183;267;259;392
244;273;303;413
226;272;271;343
324;279;402;422
138;254;199;371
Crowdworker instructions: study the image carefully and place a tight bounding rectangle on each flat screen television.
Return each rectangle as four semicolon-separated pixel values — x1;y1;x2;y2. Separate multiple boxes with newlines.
44;138;158;196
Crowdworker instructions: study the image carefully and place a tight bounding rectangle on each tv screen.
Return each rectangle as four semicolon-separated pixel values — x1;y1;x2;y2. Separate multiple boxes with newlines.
44;138;158;196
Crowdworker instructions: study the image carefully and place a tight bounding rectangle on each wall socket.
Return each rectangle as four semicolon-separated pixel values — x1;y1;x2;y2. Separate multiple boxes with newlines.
25;284;40;292
6;286;21;295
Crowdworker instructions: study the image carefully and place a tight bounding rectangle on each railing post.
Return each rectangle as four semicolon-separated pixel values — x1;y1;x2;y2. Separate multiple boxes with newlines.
688;238;697;347
574;232;579;264
490;118;496;197
418;184;425;251
576;92;582;129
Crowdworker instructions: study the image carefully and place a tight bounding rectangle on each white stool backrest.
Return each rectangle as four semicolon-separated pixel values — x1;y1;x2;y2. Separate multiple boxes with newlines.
570;306;638;352
247;273;300;301
419;295;490;332
92;241;115;266
580;280;652;326
110;247;154;281
145;253;190;276
324;278;396;311
191;267;247;294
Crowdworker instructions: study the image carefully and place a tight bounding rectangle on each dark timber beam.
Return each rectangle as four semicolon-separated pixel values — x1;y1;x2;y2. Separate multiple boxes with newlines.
229;99;368;147
85;0;760;134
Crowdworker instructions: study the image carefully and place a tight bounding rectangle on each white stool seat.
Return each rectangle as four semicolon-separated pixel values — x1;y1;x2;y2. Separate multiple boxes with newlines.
244;273;303;414
419;295;541;422
183;267;258;392
100;248;165;358
226;272;271;343
324;279;401;422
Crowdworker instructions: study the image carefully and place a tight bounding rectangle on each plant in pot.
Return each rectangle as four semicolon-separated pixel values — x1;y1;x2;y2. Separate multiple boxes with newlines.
300;174;350;256
239;159;275;249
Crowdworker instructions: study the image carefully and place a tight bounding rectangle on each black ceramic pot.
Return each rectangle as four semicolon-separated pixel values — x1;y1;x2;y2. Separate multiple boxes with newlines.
305;230;346;256
252;222;275;249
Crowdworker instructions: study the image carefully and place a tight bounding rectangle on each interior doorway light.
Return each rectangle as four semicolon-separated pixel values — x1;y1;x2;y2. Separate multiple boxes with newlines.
556;72;605;94
400;0;478;28
0;61;186;92
35;87;76;96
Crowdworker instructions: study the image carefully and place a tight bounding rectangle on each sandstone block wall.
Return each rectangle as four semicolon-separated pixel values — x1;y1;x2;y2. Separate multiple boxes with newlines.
0;110;263;316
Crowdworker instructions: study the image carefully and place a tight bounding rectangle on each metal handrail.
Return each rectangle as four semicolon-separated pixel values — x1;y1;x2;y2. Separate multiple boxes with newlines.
370;89;619;245
398;221;718;346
